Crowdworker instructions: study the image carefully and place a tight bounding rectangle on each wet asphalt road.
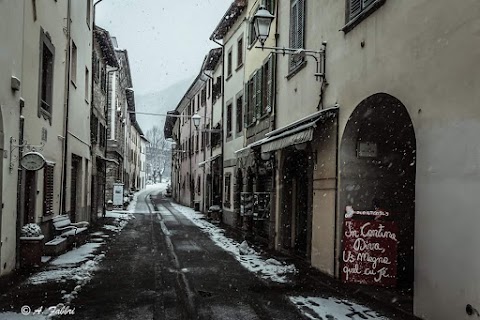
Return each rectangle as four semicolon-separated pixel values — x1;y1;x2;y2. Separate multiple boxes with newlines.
67;188;303;320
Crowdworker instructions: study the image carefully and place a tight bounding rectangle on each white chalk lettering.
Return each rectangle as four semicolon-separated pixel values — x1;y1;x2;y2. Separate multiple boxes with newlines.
360;223;397;241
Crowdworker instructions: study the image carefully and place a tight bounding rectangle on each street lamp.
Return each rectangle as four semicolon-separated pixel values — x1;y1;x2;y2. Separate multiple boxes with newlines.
191;113;222;133
253;5;275;46
192;113;202;129
252;6;326;81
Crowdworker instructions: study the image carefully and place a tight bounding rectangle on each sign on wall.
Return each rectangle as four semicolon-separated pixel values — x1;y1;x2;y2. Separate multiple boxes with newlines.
341;206;398;287
113;183;124;206
253;192;271;221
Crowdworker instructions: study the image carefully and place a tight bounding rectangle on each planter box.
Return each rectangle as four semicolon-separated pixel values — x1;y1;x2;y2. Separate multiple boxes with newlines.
20;236;44;268
44;237;68;256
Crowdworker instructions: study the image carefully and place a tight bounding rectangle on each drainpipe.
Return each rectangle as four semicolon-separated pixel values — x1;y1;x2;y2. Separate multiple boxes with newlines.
90;0;104;221
60;0;72;215
103;67;118;215
203;72;214;211
15;0;27;269
212;38;224;211
333;115;340;277
269;2;280;249
203;71;213;213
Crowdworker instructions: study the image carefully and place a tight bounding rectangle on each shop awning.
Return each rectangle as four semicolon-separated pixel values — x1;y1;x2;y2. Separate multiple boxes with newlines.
96;154;119;165
260;107;339;153
198;154;221;167
261;122;316;153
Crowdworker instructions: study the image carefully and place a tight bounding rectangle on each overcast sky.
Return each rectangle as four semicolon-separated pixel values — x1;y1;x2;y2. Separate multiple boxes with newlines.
95;0;230;94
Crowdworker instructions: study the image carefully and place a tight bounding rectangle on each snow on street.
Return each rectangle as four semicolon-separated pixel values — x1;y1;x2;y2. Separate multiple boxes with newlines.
169;202;297;284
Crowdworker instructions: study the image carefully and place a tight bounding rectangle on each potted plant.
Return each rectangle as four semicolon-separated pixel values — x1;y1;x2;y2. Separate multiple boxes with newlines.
19;223;44;267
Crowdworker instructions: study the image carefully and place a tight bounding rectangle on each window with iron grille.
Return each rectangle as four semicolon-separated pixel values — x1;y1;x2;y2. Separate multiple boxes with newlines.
43;164;54;216
289;0;305;70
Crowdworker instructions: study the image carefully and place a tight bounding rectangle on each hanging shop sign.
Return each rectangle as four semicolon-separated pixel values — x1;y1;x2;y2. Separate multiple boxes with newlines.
112;183;124;206
20;152;46;171
341;206;398;287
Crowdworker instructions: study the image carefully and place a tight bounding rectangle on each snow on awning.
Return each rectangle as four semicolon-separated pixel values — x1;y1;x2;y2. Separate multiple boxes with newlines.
234;137;269;157
198;154;221;167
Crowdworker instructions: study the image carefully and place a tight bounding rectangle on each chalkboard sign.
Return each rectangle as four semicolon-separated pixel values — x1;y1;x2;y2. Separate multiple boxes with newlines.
341;208;398;287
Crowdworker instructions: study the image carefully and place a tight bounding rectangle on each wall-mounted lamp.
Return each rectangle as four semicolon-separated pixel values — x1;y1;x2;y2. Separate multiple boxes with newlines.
294;142;307;151
260;151;271;161
253;6;326;81
191;113;222;133
253;5;275;46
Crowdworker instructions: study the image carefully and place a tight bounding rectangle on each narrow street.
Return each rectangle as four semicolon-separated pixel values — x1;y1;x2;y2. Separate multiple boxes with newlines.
68;187;302;320
0;184;412;320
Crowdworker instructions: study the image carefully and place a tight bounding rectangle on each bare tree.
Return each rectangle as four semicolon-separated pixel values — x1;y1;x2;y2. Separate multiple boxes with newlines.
145;126;170;182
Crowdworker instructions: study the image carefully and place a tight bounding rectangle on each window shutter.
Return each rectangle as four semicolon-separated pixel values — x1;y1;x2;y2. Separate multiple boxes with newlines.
266;55;275;113
290;1;298;49
43;164;54;216
297;0;305;49
349;0;362;19
244;83;249;126
363;0;375;8
252;72;257;122
255;70;262;119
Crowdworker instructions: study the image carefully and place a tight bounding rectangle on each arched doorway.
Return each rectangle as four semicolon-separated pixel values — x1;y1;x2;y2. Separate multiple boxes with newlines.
281;149;311;257
339;93;416;290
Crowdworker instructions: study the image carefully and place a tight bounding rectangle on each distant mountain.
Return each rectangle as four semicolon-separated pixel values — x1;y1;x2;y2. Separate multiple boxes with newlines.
135;77;194;133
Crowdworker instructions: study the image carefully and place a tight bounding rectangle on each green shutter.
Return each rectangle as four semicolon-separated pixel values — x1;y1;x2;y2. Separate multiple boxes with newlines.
266;54;275;113
255;69;262;119
349;0;362;19
297;0;305;49
363;0;375;8
244;82;249;126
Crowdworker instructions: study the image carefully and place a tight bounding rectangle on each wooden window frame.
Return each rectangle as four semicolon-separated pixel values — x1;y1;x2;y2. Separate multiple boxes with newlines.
38;28;55;122
226;102;233;138
236;94;243;133
227;48;233;78
43;163;55;216
342;0;386;33
71;41;78;86
289;0;306;71
237;36;244;69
